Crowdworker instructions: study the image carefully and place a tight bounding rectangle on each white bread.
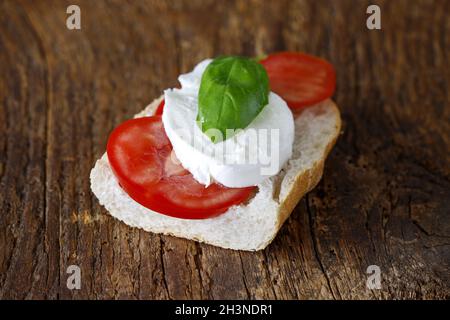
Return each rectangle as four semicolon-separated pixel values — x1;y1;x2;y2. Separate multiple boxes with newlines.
90;96;341;251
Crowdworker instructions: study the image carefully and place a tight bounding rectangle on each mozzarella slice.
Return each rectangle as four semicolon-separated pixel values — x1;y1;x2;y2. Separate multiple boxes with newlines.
162;59;295;188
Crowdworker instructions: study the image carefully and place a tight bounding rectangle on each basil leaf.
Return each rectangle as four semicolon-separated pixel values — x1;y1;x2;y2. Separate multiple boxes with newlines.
197;56;269;142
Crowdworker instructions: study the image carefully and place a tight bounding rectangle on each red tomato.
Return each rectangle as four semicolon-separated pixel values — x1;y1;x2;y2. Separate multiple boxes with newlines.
260;52;336;109
107;116;255;219
155;99;165;115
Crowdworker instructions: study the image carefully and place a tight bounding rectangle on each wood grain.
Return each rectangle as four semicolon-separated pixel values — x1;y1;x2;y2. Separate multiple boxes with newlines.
0;0;449;299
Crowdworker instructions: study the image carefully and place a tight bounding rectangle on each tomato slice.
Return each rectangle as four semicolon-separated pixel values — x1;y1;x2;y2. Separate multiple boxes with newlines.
155;99;165;115
107;116;255;219
260;52;336;109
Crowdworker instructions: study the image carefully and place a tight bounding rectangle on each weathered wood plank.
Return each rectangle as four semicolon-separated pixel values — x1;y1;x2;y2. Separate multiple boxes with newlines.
0;0;448;299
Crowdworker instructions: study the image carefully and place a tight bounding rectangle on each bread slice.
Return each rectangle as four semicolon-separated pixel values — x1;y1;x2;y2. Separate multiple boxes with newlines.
90;96;341;251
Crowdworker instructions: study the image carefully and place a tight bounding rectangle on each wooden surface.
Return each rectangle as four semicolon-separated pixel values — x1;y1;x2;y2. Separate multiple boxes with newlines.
0;0;449;300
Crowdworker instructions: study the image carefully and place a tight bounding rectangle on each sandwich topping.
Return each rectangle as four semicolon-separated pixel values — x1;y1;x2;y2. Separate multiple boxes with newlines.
260;52;336;109
107;52;336;219
163;57;294;188
197;56;270;140
106;116;254;219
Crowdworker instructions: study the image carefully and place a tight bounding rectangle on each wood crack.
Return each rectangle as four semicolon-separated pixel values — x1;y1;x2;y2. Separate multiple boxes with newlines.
159;236;171;299
238;252;251;299
262;251;278;299
305;194;338;299
193;242;204;299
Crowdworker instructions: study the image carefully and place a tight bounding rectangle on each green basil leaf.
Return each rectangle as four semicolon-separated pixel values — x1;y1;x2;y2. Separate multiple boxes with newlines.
197;56;269;142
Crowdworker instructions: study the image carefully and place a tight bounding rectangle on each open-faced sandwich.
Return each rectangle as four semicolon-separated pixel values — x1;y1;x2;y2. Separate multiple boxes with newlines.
90;52;341;251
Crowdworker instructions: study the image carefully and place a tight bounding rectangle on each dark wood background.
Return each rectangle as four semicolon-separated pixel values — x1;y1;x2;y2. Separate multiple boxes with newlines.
0;0;449;299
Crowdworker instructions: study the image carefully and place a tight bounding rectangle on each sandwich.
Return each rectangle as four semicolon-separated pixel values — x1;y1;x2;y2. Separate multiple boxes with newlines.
90;52;341;251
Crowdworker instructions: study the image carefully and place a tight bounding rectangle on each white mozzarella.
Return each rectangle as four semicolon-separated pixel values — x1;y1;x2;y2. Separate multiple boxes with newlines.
162;59;294;188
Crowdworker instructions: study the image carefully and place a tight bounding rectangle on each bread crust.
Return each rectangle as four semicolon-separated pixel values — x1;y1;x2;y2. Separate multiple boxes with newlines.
272;103;341;249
